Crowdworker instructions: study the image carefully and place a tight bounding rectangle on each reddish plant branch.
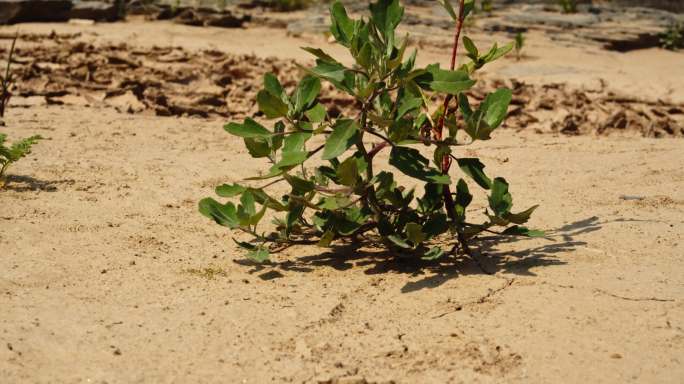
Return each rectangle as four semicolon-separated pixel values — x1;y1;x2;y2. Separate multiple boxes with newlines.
368;141;390;158
439;0;466;226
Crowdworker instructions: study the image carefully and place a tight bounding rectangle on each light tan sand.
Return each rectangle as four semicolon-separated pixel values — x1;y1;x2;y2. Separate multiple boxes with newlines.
1;16;683;384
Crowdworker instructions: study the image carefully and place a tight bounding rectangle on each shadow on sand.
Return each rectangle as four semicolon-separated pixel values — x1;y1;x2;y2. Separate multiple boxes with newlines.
236;216;604;293
1;174;74;192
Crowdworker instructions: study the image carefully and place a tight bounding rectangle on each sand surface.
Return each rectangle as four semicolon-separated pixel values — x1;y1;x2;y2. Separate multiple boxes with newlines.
1;11;684;384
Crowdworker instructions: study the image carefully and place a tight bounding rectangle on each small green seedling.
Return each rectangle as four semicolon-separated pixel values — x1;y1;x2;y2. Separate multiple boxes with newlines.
660;22;683;51
201;0;544;263
0;34;42;186
514;31;525;61
558;0;577;14
480;0;492;13
0;134;42;184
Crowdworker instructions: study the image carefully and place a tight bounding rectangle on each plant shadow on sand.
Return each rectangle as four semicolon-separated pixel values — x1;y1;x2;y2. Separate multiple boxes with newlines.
1;175;74;192
236;216;604;292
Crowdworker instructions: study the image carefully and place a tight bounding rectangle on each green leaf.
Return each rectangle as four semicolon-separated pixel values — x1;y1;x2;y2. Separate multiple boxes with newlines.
198;198;239;228
482;42;514;63
317;196;348;210
454;178;472;222
330;1;355;46
370;0;404;41
309;60;346;83
305;103;326;123
263;73;287;102
463;0;475;18
489;177;513;216
422;246;445;261
244;137;271;158
248;205;267;226
423;213;448;238
304;60;354;93
355;42;373;69
272;121;285;151
388;119;413;142
284;174;315;195
257;90;288;119
336;156;359;187
234;239;257;251
397;96;423;119
481;88;512;130
405;222;425;247
389;146;451;185
462;89;512;141
388;235;411;249
293;76;321;114
456;158;492;189
2;135;41;163
251;188;287;211
301;47;340;65
224;118;271;139
502;226;546;238
322;119;359;160
240;191;256;216
437;0;457;20
274;151;309;170
285;202;305;234
246;247;270;263
504;205;539;225
283;132;312;153
462;36;478;58
416;65;476;95
458;93;473;118
318;230;335;247
216;183;247;197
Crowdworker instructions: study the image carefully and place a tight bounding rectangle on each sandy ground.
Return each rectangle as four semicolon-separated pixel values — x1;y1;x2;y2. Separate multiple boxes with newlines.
7;17;684;104
1;14;684;384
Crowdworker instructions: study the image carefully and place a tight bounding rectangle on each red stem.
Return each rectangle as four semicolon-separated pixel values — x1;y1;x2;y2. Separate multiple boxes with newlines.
449;0;466;71
368;141;390;159
439;0;466;225
436;0;465;173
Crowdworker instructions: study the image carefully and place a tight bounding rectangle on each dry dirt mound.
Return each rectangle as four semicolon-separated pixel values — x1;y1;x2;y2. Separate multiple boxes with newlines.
3;32;683;137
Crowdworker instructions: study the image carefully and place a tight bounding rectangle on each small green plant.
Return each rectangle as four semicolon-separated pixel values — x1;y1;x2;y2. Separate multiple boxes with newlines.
0;134;42;184
660;22;683;51
480;0;492;13
171;0;181;14
558;0;577;14
200;0;543;263
0;34;42;186
514;31;525;61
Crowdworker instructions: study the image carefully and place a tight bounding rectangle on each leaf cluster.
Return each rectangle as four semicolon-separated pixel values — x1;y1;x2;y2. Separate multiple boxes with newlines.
514;32;524;60
660;22;683;51
0;133;42;180
200;0;543;263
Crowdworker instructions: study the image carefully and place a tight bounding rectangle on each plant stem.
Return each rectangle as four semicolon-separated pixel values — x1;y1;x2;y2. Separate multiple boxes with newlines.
362;128;394;148
356;93;384;218
440;0;466;231
368;141;390;158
